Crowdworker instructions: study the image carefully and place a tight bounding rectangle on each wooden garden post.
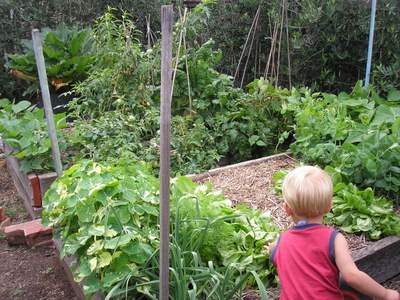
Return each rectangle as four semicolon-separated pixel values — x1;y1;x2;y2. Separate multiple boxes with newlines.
159;5;173;300
32;29;63;177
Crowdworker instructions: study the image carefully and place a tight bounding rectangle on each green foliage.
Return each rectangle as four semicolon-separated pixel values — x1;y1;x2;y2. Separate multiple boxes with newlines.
0;0;165;99
68;8;153;118
5;24;94;96
283;81;400;197
2;1;400;99
272;168;400;240
0;98;66;173
325;167;400;240
373;59;400;95
42;160;278;298
194;0;400;93
67;7;293;175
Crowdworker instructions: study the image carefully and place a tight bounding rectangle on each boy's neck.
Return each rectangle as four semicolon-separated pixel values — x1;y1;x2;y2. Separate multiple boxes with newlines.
293;215;324;225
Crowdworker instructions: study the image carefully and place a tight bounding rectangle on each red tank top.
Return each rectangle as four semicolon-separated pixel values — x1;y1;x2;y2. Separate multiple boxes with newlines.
271;223;343;300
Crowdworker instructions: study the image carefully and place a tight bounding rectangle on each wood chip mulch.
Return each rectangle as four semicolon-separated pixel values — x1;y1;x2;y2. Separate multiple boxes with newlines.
198;155;295;230
197;155;373;252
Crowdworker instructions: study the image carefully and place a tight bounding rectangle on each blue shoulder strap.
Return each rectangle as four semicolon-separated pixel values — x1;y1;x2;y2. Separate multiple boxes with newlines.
329;229;338;263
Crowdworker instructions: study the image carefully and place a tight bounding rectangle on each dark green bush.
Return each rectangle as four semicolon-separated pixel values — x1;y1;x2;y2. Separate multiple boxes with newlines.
2;0;400;98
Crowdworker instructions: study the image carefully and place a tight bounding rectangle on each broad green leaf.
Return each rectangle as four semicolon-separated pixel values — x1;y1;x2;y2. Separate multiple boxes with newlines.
0;98;11;108
98;251;112;268
76;203;96;222
79;258;92;277
256;140;267;147
12;101;31;113
365;159;377;175
356;218;372;232
87;240;104;255
63;237;80;256
115;206;130;224
88;225;106;236
89;257;97;272
82;276;101;295
122;241;153;264
104;235;131;249
249;135;259;146
371;105;400;126
387;89;400;102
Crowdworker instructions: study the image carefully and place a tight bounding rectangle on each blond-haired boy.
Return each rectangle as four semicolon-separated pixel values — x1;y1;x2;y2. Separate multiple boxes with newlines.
269;166;399;300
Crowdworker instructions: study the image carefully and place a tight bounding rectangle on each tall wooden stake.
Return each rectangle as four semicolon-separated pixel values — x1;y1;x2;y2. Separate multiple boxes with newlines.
159;5;173;300
32;29;63;177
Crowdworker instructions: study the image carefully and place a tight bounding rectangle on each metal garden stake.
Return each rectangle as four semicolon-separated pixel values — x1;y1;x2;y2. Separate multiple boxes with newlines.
364;0;377;88
32;29;63;177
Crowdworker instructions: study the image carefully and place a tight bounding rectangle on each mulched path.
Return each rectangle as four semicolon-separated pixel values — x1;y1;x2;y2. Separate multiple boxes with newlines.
0;158;77;300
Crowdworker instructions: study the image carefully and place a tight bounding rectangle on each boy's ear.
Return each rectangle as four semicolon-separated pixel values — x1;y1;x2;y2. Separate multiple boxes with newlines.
283;202;294;216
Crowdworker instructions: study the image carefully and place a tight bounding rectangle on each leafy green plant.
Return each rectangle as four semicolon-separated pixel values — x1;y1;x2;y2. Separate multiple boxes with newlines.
0;98;66;173
272;168;400;240
282;81;400;198
325;167;400;240
67;7;294;175
68;8;154;119
42;160;278;298
5;24;94;95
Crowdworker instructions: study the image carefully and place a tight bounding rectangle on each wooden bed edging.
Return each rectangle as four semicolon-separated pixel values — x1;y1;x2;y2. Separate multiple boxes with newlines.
53;239;104;300
188;152;295;182
2;143;57;218
352;236;400;283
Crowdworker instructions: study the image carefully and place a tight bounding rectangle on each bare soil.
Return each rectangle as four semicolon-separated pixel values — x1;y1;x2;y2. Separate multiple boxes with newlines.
0;158;77;300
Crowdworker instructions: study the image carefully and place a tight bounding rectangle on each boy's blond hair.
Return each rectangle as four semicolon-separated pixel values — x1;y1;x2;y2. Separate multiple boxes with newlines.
282;166;333;218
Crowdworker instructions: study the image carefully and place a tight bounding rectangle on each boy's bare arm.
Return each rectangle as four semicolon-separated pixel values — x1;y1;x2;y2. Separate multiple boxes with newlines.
265;241;276;253
334;233;399;300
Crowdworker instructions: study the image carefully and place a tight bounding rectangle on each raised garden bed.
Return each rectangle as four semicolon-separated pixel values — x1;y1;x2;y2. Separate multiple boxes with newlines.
193;153;400;298
53;153;399;300
2;143;57;219
53;239;103;300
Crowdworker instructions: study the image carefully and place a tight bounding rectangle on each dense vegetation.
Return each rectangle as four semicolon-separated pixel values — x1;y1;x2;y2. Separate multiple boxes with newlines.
67;7;292;175
43;160;278;299
0;99;66;173
271;82;400;239
2;0;400;99
1;1;399;298
6;24;93;96
283;81;400;199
